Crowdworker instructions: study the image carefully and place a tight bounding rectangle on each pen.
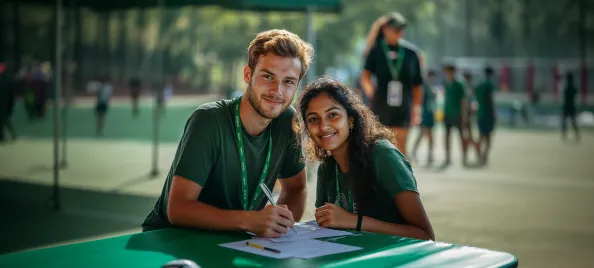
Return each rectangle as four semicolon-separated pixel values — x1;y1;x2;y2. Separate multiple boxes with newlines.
246;241;281;254
259;183;298;234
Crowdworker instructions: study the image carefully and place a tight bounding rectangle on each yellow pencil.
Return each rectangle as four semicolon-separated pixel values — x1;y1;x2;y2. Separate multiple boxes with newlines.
246;241;281;254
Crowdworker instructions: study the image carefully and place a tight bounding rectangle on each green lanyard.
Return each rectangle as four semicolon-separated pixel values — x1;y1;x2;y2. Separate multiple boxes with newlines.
381;41;405;81
234;97;273;211
335;164;354;213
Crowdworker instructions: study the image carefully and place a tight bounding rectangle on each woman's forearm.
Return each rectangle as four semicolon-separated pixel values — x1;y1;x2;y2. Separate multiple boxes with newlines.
360;216;434;241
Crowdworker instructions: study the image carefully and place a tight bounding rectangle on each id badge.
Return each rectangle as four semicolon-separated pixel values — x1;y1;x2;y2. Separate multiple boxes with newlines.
387;81;403;107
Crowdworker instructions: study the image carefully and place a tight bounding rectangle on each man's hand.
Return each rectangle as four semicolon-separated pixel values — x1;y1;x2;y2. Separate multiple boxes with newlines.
315;203;357;229
247;205;295;238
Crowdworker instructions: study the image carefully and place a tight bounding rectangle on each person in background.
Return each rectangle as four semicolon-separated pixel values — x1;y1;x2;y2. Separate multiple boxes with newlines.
462;72;480;160
411;70;438;165
0;62;18;142
561;72;580;142
294;76;434;240
31;63;48;120
475;66;497;164
95;76;112;136
23;64;48;121
442;64;470;166
360;12;424;158
155;80;173;115
129;77;142;117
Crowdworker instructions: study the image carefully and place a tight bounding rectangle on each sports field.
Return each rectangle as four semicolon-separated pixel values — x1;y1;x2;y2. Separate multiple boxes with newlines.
1;95;592;267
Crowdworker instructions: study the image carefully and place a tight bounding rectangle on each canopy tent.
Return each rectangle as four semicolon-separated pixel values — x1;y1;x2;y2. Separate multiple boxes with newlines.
3;0;341;210
5;0;341;12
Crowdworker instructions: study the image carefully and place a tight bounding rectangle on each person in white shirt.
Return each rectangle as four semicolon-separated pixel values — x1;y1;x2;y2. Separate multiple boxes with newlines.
94;76;112;136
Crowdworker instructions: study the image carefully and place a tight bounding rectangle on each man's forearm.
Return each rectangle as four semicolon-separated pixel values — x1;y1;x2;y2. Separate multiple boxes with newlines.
277;188;307;221
168;201;252;231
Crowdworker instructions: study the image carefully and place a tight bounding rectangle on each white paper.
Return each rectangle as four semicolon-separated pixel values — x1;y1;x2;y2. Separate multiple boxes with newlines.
219;238;362;259
219;238;293;259
265;220;354;242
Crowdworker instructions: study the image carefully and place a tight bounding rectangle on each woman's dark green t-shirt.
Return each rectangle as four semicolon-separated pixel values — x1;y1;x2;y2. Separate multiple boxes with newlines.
315;139;418;224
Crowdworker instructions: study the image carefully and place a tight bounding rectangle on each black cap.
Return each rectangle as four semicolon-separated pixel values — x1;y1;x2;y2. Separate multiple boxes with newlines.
385;12;407;29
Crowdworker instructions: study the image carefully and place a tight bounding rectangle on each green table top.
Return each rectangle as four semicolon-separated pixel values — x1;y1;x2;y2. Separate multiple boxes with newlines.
0;228;518;268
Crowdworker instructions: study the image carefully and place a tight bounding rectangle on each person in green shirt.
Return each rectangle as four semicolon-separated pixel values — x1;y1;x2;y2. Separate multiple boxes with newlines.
474;66;497;164
442;64;471;166
561;72;580;142
142;29;314;238
411;70;438;165
294;76;434;240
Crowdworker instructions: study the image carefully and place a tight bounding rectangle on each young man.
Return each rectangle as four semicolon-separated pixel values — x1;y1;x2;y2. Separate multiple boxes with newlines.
442;65;469;166
475;66;497;164
561;72;580;142
360;12;424;158
142;30;314;239
411;70;437;165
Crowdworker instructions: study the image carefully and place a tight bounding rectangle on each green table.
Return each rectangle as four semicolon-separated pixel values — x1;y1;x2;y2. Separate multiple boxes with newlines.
0;228;518;267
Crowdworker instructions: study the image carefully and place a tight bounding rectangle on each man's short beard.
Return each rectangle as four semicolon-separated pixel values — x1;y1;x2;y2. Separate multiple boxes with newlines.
246;82;286;120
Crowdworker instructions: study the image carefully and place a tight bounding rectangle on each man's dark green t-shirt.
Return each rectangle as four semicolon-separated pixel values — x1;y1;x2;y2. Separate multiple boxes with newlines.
142;98;305;231
443;79;466;120
474;79;496;120
315;140;418;225
363;40;423;126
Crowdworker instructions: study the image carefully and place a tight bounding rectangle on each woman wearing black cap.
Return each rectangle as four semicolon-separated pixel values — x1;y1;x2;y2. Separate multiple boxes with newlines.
360;12;424;159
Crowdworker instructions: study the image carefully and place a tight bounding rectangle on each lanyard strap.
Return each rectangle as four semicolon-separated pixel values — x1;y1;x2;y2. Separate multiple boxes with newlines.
234;97;273;211
335;164;353;213
381;41;405;81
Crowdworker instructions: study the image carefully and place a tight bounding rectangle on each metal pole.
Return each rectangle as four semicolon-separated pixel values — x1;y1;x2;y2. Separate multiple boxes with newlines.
52;0;63;211
61;0;74;168
150;0;165;177
0;0;5;64
579;0;587;104
12;2;21;72
579;0;585;64
304;5;316;182
305;5;316;84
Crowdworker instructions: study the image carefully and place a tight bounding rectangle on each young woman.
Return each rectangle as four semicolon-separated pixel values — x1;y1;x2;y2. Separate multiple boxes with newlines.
360;12;424;159
294;76;434;241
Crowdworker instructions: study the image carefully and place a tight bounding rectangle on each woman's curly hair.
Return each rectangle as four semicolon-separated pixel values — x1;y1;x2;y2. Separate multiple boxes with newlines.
293;76;396;206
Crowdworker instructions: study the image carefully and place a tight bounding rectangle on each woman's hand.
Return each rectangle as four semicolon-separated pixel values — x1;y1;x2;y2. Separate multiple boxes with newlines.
314;203;357;229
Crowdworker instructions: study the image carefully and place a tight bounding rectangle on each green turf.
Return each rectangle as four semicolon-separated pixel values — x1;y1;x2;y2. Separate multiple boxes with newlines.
8;97;593;143
11;102;206;143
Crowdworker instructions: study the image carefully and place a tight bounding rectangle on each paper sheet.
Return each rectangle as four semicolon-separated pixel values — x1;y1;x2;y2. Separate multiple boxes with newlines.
248;220;354;242
219;239;292;259
219;238;362;259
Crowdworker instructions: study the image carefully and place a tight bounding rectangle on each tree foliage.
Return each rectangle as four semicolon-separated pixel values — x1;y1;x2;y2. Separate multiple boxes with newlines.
1;0;591;91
